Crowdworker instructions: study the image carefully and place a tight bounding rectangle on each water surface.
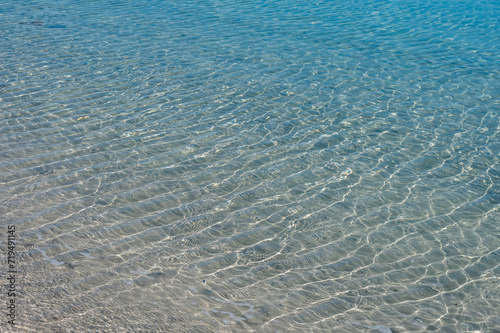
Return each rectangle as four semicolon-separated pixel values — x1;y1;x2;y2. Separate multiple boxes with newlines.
0;0;499;332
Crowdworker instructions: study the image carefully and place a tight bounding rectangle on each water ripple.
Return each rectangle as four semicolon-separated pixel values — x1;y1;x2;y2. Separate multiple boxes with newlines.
1;0;499;332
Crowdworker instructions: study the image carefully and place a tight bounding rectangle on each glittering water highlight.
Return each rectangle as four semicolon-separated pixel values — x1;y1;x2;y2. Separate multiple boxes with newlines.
1;0;499;332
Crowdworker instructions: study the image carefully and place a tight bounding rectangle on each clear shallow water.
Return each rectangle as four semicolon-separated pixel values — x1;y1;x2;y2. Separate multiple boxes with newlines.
0;0;499;331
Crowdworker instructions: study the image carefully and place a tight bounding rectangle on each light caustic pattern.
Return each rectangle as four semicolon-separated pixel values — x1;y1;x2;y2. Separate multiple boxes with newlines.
0;0;499;332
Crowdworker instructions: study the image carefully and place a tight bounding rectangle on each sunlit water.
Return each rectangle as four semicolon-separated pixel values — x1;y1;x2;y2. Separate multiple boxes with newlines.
1;0;499;332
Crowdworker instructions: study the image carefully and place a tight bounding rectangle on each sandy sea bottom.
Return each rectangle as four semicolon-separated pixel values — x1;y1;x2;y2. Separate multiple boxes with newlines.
0;0;499;332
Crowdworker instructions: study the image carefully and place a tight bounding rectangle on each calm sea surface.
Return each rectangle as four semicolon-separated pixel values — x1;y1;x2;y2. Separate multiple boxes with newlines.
1;0;499;332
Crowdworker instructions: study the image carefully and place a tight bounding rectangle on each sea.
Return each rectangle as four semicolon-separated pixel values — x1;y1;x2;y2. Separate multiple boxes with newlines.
0;0;498;332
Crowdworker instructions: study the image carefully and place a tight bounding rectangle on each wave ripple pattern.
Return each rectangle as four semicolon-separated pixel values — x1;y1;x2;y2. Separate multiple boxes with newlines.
0;0;499;332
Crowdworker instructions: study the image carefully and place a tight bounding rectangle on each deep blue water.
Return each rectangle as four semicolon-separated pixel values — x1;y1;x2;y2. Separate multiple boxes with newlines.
1;0;499;332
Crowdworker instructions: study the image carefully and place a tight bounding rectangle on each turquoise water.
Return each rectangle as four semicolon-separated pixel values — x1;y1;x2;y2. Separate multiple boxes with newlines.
1;0;499;331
